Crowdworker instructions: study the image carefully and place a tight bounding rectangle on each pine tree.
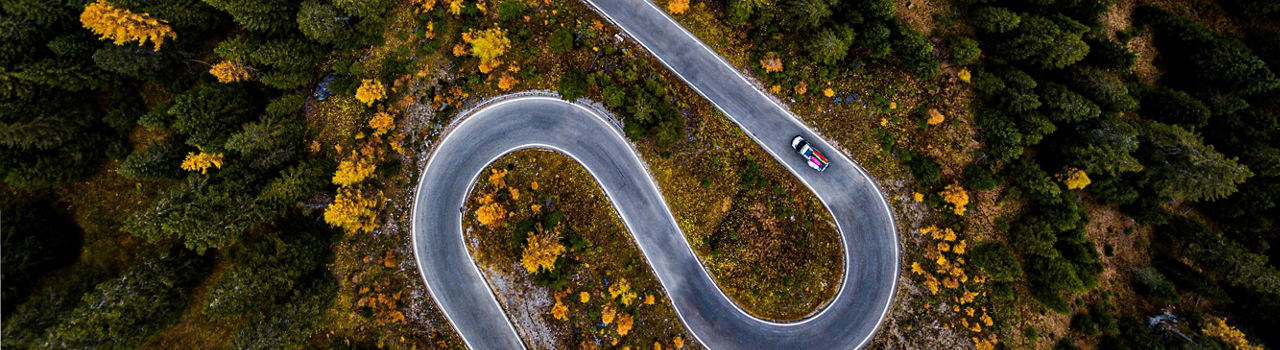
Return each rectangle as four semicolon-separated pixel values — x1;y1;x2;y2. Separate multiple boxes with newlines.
995;15;1090;70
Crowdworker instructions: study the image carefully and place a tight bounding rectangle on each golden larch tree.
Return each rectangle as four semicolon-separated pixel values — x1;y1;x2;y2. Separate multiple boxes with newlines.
468;28;511;65
1202;316;1262;350
369;111;395;137
333;157;376;186
601;304;616;325
209;60;252;83
181;147;224;174
356;79;386;106
941;184;970;216
761;53;783;73
498;72;519;91
80;0;176;51
325;187;381;233
520;231;564;273
927;109;946;125
616;312;634;336
1058;167;1091;190
551;294;568;320
475;193;507;226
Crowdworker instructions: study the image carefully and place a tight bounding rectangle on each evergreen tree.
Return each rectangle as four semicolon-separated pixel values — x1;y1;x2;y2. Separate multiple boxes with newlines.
1039;82;1101;123
297;0;353;44
970;242;1023;282
1063;116;1143;177
1063;66;1138;112
995;15;1090;70
46;248;210;348
201;0;298;33
167;83;260;148
807;25;855;66
1136;85;1211;128
1136;120;1252;201
969;6;1020;34
203;227;330;317
118;138;189;181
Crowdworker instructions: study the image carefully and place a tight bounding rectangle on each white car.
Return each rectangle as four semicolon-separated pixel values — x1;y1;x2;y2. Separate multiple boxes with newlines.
791;136;829;171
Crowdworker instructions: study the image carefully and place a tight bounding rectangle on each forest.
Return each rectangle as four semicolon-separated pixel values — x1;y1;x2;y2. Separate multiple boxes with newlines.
3;0;1280;348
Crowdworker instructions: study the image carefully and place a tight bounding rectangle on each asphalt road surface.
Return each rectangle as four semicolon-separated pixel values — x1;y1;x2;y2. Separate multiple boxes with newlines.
411;1;900;348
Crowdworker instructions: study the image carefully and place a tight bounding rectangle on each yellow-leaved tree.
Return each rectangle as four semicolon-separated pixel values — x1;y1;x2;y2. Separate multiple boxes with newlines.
520;231;564;273
325;187;381;233
468;28;510;65
333;157;376;186
927;109;946;125
761;53;783;73
209;60;252;83
1059;167;1091;190
356;79;386;106
498;73;519;91
551;294;568;320
1202;316;1262;350
80;0;176;51
369;111;395;137
412;0;437;13
181;147;224;174
940;184;970;216
601;304;616;325
616;312;633;336
668;0;689;14
476;193;507;226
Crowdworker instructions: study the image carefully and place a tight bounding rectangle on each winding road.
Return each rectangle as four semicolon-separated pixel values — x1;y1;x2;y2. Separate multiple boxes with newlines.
410;0;900;349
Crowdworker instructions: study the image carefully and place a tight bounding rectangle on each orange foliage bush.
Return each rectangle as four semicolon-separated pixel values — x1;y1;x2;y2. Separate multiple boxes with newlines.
941;184;970;216
616;312;634;336
667;0;689;14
